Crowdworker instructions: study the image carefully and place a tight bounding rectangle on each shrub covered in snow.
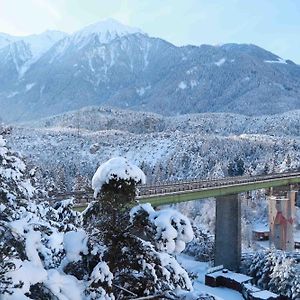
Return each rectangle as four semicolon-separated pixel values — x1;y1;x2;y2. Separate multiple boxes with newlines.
183;225;214;262
130;203;194;254
242;250;300;299
0;198;83;299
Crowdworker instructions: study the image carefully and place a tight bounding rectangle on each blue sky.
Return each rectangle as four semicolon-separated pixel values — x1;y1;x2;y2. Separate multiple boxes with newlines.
0;0;299;63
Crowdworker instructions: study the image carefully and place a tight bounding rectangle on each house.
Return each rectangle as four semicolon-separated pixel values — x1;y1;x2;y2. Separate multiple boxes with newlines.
294;233;300;249
252;224;269;241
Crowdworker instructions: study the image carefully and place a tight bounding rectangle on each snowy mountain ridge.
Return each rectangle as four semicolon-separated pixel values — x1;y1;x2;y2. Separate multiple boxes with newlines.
23;106;300;137
21;30;67;57
1;19;300;122
0;30;67;55
0;29;67;79
73;18;143;43
0;32;19;49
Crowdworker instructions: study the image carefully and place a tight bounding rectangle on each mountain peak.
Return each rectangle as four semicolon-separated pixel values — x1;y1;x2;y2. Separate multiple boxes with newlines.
21;30;67;57
0;33;19;49
74;18;143;42
0;30;67;57
31;30;67;41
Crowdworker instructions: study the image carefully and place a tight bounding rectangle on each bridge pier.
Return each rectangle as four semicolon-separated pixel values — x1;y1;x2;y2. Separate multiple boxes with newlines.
214;194;241;271
269;190;296;251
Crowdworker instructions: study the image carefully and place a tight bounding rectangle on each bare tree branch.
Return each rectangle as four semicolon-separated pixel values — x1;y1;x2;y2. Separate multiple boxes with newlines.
113;283;137;297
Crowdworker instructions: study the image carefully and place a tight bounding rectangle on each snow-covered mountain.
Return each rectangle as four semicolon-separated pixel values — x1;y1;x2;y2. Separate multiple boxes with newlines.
0;30;67;62
1;19;300;122
0;29;67;93
21;30;67;56
73;18;143;44
0;33;19;48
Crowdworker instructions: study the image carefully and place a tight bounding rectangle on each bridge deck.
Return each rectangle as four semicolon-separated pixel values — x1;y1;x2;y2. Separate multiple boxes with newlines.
39;172;300;208
137;172;300;206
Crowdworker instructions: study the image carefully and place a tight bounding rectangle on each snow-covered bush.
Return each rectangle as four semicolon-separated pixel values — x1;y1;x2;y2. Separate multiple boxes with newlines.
242;250;300;299
0;199;83;298
130;203;194;254
183;225;214;262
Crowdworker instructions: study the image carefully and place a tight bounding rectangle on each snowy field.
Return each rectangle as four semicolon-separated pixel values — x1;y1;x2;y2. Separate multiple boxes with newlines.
177;255;243;300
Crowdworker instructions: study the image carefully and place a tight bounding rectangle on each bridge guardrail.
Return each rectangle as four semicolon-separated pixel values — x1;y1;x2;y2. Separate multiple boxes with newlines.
24;171;300;204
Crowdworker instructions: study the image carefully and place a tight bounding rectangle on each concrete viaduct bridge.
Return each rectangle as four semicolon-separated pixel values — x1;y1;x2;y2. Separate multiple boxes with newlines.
50;171;300;271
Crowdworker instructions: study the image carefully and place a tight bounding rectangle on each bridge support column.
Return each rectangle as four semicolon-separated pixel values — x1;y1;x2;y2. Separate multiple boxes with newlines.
214;194;241;271
269;191;296;251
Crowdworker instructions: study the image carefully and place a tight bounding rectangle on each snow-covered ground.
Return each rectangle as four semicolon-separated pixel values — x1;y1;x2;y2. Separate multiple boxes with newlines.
177;255;244;300
0;126;298;300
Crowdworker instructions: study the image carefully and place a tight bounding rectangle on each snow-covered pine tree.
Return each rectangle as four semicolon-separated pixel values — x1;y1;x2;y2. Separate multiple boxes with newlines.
0;130;83;299
249;250;277;290
73;174;90;204
227;157;245;176
81;157;194;299
55;166;68;193
1;148;195;299
269;254;295;298
244;250;300;299
0;129;36;202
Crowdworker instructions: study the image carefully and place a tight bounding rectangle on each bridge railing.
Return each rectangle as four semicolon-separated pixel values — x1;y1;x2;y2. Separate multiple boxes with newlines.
26;171;300;205
137;171;300;196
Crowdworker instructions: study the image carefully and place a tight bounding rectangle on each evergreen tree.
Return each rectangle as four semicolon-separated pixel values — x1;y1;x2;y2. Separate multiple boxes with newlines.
262;162;269;175
244;250;300;299
56;166;68;193
285;154;292;171
227;157;245;176
80;157;194;298
0;132;82;299
73;174;90;203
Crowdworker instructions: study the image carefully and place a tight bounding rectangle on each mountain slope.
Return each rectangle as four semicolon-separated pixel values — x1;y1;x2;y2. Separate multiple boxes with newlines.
0;33;19;48
24;106;300;137
1;19;300;122
8;107;300;191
